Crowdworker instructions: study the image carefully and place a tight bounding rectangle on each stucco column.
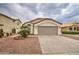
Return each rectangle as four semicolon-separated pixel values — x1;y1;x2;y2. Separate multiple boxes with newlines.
58;26;62;35
72;26;74;31
76;27;77;31
30;24;33;34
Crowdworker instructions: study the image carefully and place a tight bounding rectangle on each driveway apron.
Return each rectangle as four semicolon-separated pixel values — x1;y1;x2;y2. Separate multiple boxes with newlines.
38;35;79;54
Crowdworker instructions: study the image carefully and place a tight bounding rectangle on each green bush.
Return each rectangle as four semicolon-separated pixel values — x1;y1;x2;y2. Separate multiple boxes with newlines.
0;29;4;38
18;26;30;38
62;31;79;34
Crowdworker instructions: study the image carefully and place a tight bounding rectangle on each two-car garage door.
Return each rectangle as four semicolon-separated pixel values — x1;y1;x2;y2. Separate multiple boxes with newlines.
38;26;58;35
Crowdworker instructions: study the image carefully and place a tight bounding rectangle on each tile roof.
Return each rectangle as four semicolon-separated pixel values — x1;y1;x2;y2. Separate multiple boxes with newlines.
23;18;62;25
0;13;22;23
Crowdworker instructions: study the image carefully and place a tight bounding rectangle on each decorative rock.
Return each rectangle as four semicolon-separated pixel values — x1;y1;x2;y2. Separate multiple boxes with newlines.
13;36;25;40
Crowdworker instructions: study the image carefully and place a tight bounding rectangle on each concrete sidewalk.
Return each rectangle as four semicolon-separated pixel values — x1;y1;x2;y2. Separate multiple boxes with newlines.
38;35;79;54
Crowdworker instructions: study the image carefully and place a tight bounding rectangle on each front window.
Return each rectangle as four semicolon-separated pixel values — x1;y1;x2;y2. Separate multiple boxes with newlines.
74;27;76;31
69;27;72;31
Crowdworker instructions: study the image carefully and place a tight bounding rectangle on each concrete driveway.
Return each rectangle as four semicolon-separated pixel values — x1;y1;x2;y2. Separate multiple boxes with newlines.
38;35;79;54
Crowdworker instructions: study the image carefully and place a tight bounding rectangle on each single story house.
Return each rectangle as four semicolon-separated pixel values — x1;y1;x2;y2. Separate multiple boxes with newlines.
23;18;62;35
61;22;79;31
0;13;22;36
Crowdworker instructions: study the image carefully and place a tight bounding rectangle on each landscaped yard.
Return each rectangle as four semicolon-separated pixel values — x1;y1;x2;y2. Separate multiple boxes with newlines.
0;36;42;54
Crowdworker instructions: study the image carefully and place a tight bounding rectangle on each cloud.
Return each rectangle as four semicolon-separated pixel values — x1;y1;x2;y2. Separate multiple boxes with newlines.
0;3;37;22
0;3;79;23
56;3;79;23
36;3;69;15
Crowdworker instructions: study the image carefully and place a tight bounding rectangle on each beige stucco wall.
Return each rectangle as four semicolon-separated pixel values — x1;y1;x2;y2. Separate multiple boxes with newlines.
30;24;34;34
15;20;22;33
0;15;21;35
33;26;38;34
34;20;60;26
33;20;61;35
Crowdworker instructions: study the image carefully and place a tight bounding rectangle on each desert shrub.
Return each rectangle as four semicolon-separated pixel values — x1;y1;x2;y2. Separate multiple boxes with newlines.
10;33;12;35
14;36;22;40
18;25;30;38
6;33;9;36
0;29;4;38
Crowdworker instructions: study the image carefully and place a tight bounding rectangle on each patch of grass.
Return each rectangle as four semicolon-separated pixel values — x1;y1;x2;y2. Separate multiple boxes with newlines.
62;31;79;34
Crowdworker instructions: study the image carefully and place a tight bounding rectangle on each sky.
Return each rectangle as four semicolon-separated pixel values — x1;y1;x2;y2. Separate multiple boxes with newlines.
0;3;79;23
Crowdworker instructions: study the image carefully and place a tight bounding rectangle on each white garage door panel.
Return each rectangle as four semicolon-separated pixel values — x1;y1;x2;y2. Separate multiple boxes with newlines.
38;26;58;35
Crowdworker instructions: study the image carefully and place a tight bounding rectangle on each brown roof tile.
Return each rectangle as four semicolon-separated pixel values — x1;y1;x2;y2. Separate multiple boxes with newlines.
0;13;22;23
23;18;62;25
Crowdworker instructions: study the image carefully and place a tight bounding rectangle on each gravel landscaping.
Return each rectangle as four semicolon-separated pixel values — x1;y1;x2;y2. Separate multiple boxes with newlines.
0;36;42;54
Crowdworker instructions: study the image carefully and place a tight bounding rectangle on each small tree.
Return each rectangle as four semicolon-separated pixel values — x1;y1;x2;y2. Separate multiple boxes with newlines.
18;25;30;38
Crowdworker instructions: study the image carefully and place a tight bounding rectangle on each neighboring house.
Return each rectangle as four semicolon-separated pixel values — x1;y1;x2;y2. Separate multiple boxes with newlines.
61;22;79;31
23;18;62;35
0;13;22;36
